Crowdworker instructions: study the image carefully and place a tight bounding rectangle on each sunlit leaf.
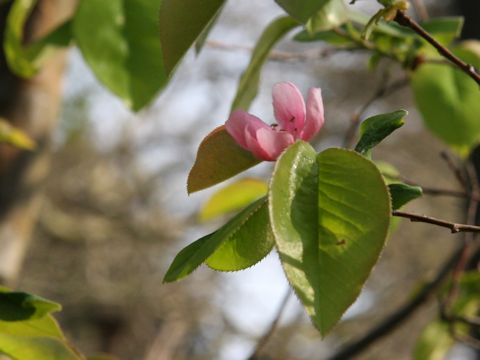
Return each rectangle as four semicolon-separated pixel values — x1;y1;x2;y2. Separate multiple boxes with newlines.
199;178;268;222
414;321;454;360
231;16;298;111
164;198;274;280
354;110;406;156
187;126;260;194
0;315;82;360
73;0;167;110
411;43;480;152
159;0;225;73
269;143;390;335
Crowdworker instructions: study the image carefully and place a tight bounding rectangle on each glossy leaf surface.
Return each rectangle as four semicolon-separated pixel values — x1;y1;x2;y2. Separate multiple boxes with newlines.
187;126;260;194
270;143;390;335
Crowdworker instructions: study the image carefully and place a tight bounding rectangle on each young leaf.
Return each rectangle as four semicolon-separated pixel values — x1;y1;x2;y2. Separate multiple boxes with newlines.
354;110;407;156
231;16;298;111
412;43;480;152
159;0;225;74
275;0;329;23
199;178;268;222
269;143;391;335
73;0;168;111
4;0;72;78
0;290;61;321
388;183;422;210
187;126;260;194
421;17;464;46
164;198;273;281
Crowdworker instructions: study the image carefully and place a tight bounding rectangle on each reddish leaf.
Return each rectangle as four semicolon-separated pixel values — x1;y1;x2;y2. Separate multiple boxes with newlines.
187;126;260;194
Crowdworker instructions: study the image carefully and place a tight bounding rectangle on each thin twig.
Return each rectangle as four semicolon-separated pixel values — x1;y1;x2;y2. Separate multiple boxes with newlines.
440;151;469;190
393;210;480;234
327;245;464;360
394;11;480;86
247;288;291;360
343;77;408;148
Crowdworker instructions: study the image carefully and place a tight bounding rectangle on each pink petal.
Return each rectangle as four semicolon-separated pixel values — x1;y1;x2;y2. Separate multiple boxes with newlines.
225;110;268;150
255;128;295;161
300;87;324;141
272;82;305;137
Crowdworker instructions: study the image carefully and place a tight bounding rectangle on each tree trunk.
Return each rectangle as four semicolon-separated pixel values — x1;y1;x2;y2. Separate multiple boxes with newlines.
0;0;76;285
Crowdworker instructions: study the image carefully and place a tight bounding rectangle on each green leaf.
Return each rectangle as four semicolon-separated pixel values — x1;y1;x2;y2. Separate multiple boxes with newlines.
414;321;454;360
164;198;274;281
305;0;348;34
293;28;355;46
269;143;391;335
159;0;225;74
194;3;225;55
0;316;82;360
275;0;329;23
421;17;464;46
187;126;260;194
199;178;268;222
3;0;72;78
0;290;61;321
73;0;168;111
0;119;36;150
411;43;480;152
206;198;274;271
354;110;407;156
388;183;422;210
231;16;298;111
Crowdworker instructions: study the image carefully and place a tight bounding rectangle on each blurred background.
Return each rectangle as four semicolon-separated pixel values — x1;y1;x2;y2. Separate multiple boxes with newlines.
1;0;479;359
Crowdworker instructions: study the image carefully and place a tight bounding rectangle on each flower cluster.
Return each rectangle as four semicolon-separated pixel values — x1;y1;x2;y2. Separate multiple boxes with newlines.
225;82;325;161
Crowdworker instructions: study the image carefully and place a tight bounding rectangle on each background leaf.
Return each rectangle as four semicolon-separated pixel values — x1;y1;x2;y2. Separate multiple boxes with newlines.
411;43;480;152
305;0;348;34
414;321;454;360
187;126;260;194
0;119;36;150
73;0;167;111
231;16;298;111
270;144;391;335
199;178;268;222
159;0;225;74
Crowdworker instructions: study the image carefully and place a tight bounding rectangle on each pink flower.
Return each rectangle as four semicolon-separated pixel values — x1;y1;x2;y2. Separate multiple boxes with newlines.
225;82;324;161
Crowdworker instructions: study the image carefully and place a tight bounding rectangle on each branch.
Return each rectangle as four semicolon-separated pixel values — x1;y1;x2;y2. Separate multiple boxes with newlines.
247;288;291;360
327;245;464;360
394;11;480;86
393;210;480;234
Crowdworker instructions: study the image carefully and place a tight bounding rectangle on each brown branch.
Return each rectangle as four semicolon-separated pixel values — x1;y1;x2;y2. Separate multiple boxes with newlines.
394;11;480;86
327;245;464;360
393;210;480;234
248;288;291;360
